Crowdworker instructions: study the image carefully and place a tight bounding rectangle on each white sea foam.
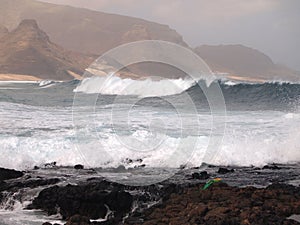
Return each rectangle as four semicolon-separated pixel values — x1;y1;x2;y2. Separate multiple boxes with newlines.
1;124;299;170
0;101;299;169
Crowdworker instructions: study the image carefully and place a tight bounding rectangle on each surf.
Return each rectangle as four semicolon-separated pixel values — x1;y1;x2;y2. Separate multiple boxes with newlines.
73;74;198;97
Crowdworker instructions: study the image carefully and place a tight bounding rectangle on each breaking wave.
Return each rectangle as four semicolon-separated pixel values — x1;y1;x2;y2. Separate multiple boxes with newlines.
74;75;197;97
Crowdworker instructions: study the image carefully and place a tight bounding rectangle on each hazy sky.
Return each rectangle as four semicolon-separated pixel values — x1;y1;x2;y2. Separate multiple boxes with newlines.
39;0;300;71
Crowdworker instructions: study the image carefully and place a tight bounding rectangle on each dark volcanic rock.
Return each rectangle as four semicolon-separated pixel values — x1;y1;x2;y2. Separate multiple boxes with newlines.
217;167;235;174
66;214;91;225
0;167;23;181
125;182;300;225
191;171;210;180
0;178;60;192
74;164;84;170
28;181;133;221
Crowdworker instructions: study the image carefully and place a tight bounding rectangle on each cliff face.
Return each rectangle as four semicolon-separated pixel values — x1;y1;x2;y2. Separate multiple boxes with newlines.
195;45;299;81
0;19;93;80
0;0;188;55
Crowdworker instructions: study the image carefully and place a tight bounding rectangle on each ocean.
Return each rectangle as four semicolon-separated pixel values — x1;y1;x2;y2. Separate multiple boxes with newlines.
0;77;299;224
0;78;299;170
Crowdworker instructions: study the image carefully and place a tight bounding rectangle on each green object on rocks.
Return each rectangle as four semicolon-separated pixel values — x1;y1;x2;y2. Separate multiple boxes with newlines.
202;178;222;190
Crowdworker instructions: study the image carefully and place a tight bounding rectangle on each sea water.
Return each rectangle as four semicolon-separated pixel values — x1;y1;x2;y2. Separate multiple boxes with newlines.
0;77;299;224
0;78;299;170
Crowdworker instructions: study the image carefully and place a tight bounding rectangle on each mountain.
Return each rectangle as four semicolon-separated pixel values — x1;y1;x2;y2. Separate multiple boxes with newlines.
0;0;298;81
195;45;299;81
0;0;188;55
0;19;94;80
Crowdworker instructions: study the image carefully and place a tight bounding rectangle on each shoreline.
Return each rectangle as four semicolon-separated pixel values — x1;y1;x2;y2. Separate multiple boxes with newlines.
0;74;42;81
0;165;299;225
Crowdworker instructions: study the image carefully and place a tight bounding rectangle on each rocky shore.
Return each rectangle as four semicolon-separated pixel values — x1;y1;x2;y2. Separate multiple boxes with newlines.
0;166;299;225
126;182;300;225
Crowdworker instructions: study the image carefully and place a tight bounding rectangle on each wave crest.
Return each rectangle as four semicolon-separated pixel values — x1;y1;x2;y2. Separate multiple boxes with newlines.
74;75;197;97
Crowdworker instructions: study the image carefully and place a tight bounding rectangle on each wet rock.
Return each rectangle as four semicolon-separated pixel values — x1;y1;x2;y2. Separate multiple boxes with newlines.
74;164;84;170
217;167;235;174
106;190;133;212
0;178;60;192
42;223;52;225
28;181;133;222
191;171;210;180
66;214;90;225
0;167;24;181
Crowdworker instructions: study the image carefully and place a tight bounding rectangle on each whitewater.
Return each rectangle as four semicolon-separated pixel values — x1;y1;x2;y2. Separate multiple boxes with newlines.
0;76;299;170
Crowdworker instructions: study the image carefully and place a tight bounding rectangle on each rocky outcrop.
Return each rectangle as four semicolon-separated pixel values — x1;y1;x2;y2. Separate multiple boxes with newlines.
27;182;133;221
126;182;300;225
0;19;94;80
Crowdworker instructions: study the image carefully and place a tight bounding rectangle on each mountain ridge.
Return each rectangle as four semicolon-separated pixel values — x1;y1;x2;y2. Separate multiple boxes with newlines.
0;0;188;55
0;0;298;81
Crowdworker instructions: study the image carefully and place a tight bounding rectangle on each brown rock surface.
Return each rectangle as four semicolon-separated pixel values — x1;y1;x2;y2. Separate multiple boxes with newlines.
126;183;300;225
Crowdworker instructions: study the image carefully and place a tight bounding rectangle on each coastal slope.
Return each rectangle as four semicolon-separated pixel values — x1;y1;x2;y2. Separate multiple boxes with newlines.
195;45;299;81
